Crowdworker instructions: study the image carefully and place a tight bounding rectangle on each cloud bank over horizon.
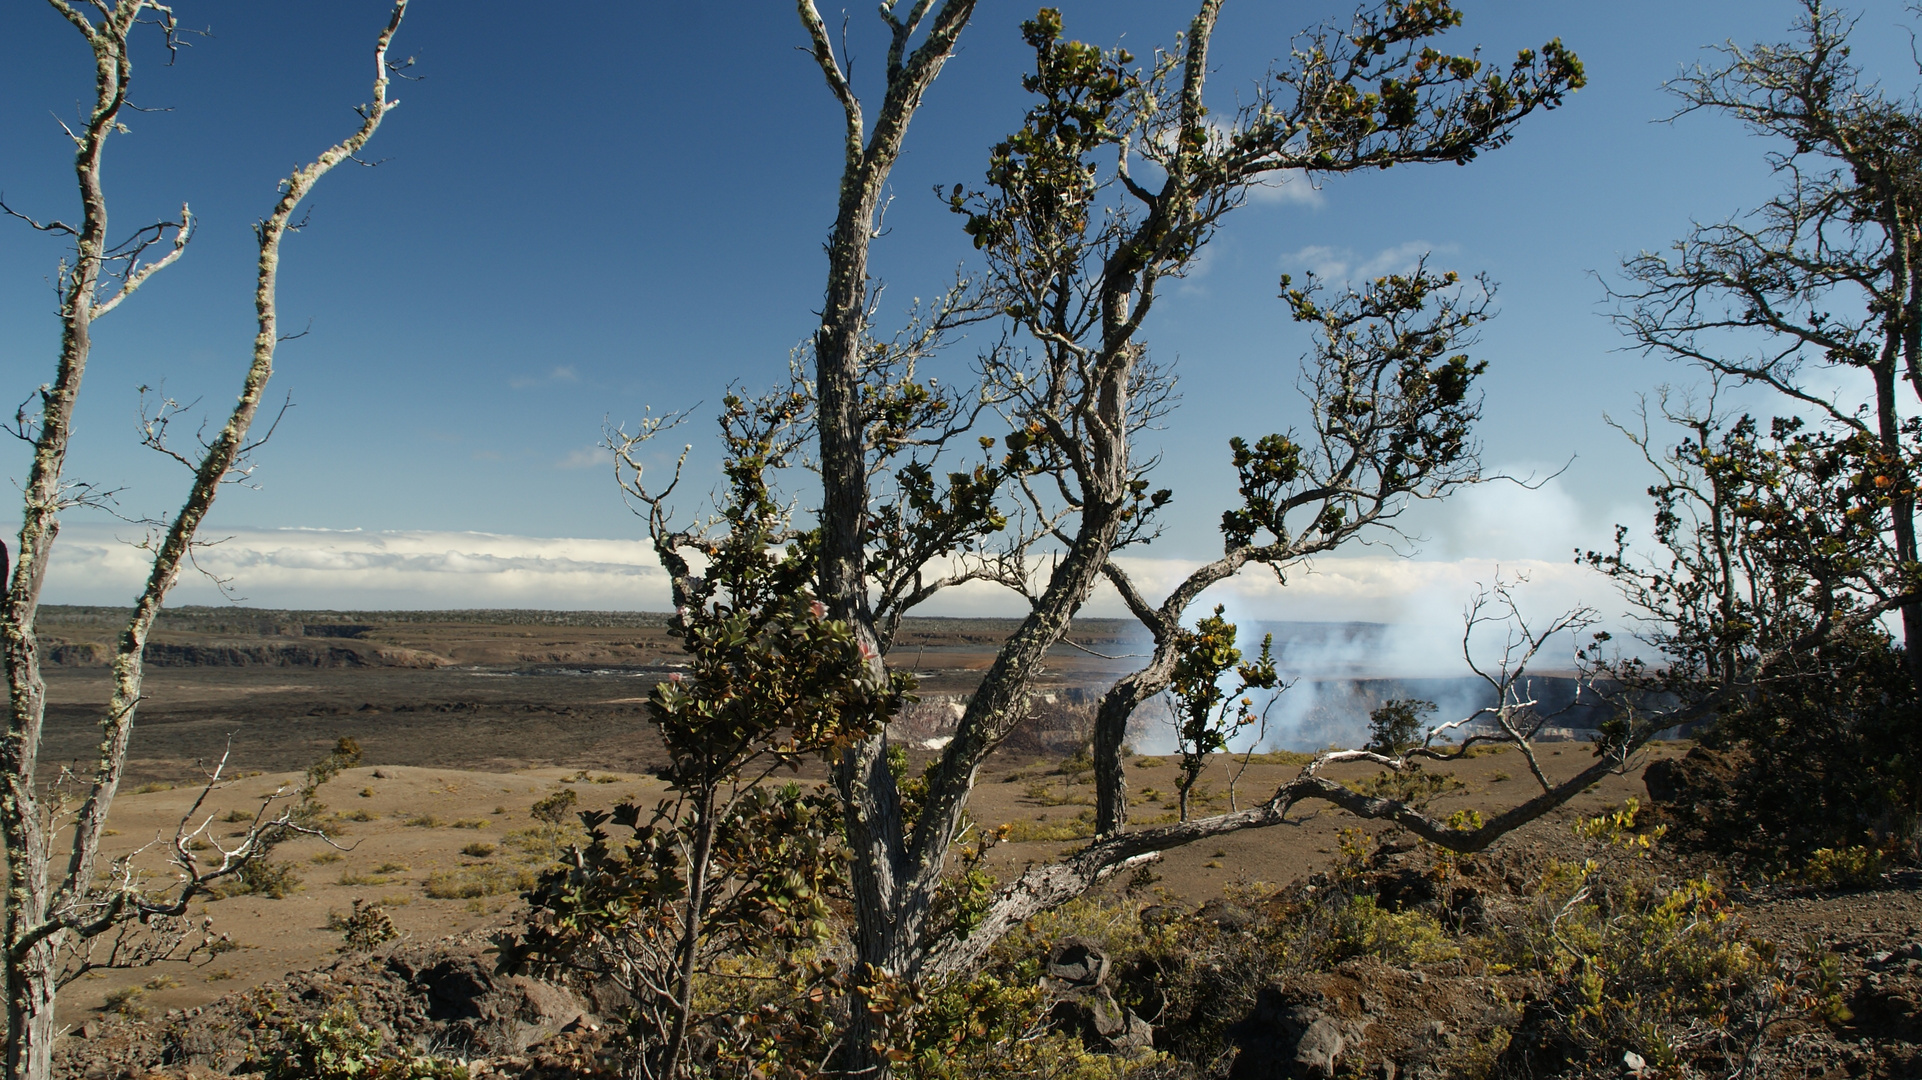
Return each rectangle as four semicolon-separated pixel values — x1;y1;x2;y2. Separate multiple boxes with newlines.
41;521;1619;660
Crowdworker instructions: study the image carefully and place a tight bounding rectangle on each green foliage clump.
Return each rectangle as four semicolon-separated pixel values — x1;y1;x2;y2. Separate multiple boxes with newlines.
290;737;363;829
1165;606;1279;821
1800;845;1885;890
1344;765;1460;806
101;985;147;1018
1325;895;1456;966
246;996;467;1080
1365;698;1436;756
529;787;578;826
216;858;302;900
1482;801;1849;1076
1711;631;1922;862
881;894;1166;1080
886;970;1164;1080
422;864;533;900
330;899;399;953
1001;811;1095;843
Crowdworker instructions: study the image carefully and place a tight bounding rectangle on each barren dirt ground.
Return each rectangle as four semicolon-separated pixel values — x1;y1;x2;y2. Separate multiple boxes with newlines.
63;733;1679;1029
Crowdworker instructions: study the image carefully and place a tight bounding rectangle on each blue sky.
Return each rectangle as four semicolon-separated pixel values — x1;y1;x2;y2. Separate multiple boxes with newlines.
5;1;1918;632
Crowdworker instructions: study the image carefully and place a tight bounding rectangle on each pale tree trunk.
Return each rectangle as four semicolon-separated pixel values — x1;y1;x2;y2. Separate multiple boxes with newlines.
5;9;168;1076
795;2;977;1070
3;6;406;1077
655;792;714;1080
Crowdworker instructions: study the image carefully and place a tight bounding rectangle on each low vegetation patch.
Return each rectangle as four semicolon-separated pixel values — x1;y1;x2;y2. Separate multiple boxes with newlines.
1001;811;1095;843
423;864;535;900
212;858;302;900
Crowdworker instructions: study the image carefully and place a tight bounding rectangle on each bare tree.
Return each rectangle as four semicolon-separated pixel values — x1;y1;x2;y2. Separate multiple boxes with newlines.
1610;0;1922;691
792;2;1591;1071
1;5;408;1077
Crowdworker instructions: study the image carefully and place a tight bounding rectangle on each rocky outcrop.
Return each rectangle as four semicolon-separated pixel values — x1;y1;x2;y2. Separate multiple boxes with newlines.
53;941;594;1078
1043;937;1155;1054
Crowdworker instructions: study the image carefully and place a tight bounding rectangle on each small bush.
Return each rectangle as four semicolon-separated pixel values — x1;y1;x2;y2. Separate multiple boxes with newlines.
331;899;400;952
449;818;489;830
1233;749;1317;766
402;814;442;828
1023;780;1093;807
1325;895;1456;965
1802;844;1884;889
1479;801;1848;1077
1001;811;1094;843
1345;765;1460;804
336;871;390;887
102;986;146;1017
343;809;376;822
423;864;534;900
372;861;411;875
246;996;467;1080
311;851;344;865
529;788;578;825
132;781;173;794
218;858;301;900
460;842;496;859
1365;699;1436;755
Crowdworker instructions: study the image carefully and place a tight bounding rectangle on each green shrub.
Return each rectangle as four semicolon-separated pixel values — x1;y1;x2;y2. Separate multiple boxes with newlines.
329;899;400;952
1324;894;1456;965
1364;698;1436;755
529;787;579;825
1001;811;1094;843
102;985;147;1017
216;858;301;899
1700;630;1922;864
1481;802;1848;1076
1344;765;1460;805
1801;844;1885;889
246;996;467;1080
423;864;534;899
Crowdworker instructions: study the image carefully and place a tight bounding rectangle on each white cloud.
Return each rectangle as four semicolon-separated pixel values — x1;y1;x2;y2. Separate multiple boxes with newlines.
556;445;609;470
38;523;1629;673
1281;240;1456;284
509;365;582;390
1245;169;1323;207
42;523;674;611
